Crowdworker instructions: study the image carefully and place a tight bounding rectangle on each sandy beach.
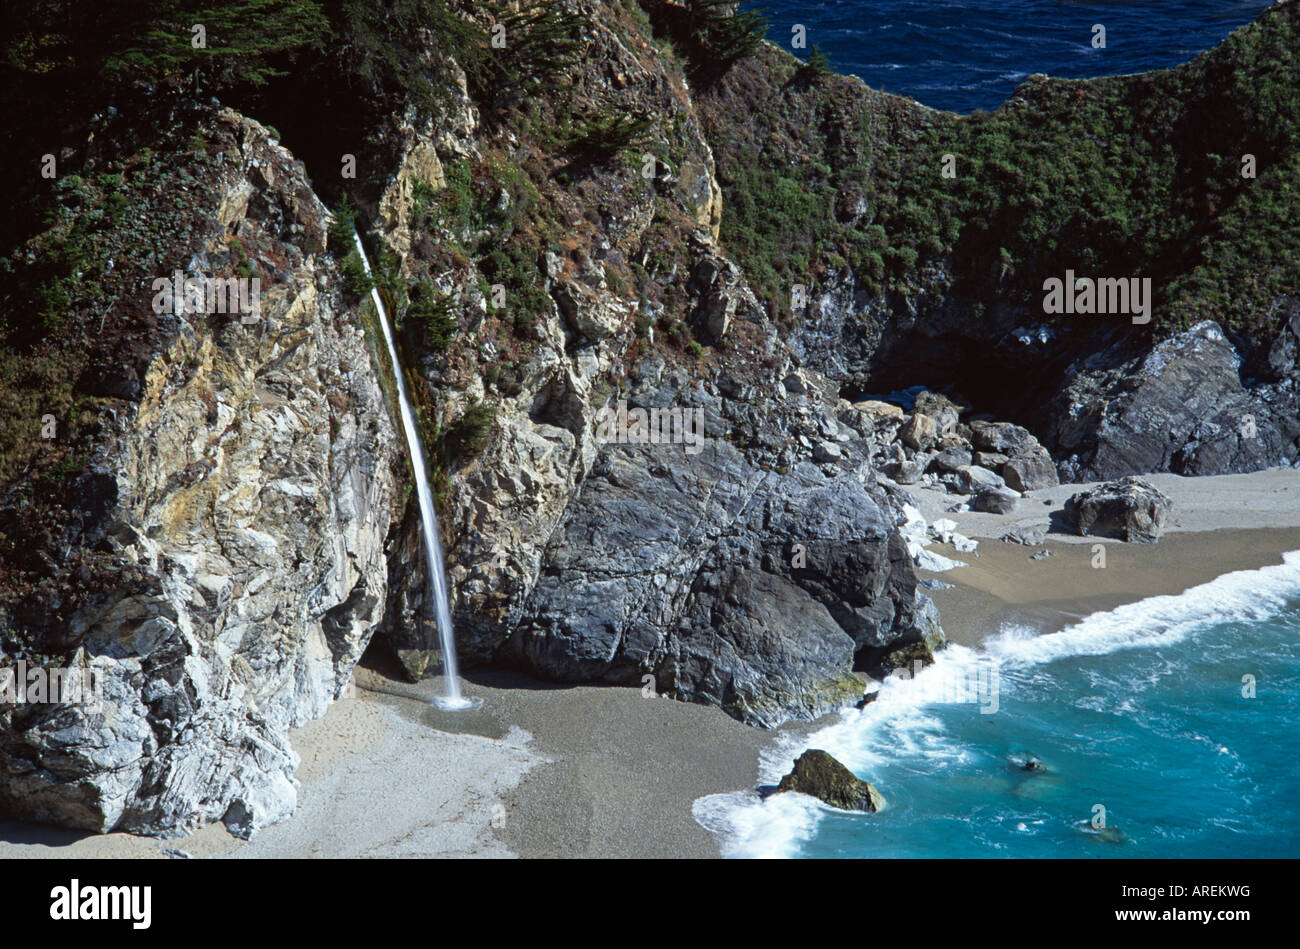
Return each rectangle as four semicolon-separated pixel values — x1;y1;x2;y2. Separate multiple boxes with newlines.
0;651;772;860
905;468;1300;645
1;466;1297;859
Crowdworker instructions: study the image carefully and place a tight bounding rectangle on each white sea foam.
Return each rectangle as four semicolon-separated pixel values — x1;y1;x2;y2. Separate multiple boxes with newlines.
694;551;1300;857
983;550;1300;668
692;792;824;859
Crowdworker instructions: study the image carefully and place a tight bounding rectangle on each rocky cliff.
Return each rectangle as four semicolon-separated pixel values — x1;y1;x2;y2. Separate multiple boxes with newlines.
693;0;1300;479
1;108;403;835
359;0;941;726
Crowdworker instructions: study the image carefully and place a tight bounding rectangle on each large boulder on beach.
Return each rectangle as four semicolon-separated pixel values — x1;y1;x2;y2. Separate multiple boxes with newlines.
1064;476;1173;542
971;486;1019;514
969;421;1059;491
970;420;1038;456
776;749;885;812
929;446;973;473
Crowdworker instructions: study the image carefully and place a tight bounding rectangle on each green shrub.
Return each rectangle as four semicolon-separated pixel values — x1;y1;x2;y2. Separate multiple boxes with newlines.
444;401;496;459
404;279;457;350
103;0;330;91
328;194;360;252
686;1;768;63
798;45;832;82
558;109;655;164
340;249;372;296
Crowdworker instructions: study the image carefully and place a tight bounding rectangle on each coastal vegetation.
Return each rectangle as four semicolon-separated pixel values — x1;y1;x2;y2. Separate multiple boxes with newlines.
701;2;1300;346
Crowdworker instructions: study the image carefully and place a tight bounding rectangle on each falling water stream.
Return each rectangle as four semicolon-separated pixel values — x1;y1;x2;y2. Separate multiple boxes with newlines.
352;230;481;711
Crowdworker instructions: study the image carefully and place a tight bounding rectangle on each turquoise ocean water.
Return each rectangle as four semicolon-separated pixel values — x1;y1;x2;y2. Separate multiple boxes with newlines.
695;553;1300;858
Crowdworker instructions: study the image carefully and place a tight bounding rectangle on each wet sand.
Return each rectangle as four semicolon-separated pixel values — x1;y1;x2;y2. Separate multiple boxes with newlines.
923;526;1300;646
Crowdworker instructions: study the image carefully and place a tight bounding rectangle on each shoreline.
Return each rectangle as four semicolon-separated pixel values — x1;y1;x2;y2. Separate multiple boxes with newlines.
1;468;1297;859
923;526;1300;647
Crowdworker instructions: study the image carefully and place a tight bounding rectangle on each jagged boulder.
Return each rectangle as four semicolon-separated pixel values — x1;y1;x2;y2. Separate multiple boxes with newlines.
974;451;1009;469
929;446;972;473
776;749;885;812
1001;446;1059;492
970;421;1059;491
886;458;925;485
1065;476;1173;542
850;400;904;424
970;420;1038;456
957;464;1005;494
502;438;942;728
690;254;760;342
553;278;629;341
900;413;938;450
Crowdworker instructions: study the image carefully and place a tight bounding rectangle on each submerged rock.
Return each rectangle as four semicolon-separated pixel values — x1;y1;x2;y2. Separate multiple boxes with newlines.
1001;524;1048;546
1078;823;1128;845
776;749;885;813
1065;476;1172;542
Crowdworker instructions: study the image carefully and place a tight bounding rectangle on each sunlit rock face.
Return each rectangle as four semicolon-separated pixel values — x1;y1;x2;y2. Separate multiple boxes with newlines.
362;2;943;731
0;111;403;837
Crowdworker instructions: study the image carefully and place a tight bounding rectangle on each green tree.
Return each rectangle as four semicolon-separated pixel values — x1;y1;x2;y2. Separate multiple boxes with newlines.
685;0;768;62
105;0;330;90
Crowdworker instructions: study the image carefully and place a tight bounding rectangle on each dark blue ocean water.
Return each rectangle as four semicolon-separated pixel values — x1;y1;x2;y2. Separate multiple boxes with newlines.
757;0;1275;112
695;553;1300;858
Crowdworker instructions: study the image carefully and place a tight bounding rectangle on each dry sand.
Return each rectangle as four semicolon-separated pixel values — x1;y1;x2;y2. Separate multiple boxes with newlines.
1;467;1297;859
908;466;1300;541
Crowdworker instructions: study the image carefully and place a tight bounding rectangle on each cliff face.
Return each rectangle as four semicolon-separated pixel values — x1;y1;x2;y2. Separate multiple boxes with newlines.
1;0;941;835
367;0;939;726
0;109;403;835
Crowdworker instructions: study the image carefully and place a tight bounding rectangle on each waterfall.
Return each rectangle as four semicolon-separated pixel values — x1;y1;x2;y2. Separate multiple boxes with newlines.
352;231;480;711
